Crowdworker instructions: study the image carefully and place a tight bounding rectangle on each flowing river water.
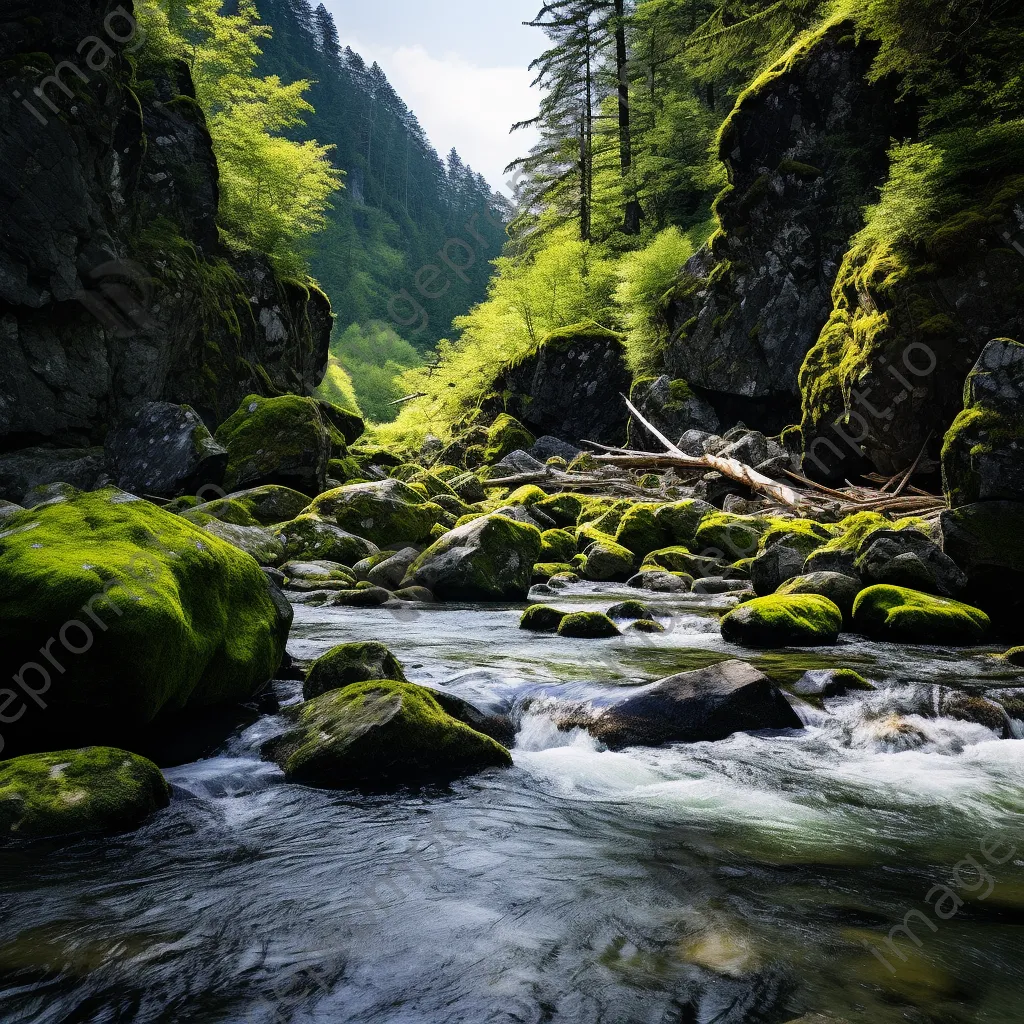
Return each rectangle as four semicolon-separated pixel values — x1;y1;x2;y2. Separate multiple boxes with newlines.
2;585;1023;1023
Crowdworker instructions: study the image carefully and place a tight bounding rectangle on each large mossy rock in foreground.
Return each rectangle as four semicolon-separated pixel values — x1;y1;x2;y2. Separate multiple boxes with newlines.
0;747;170;842
215;394;331;495
584;660;802;749
262;680;512;786
403;514;542;601
851;585;990;645
721;594;842;647
303;642;408;700
0;488;290;754
304;479;440;548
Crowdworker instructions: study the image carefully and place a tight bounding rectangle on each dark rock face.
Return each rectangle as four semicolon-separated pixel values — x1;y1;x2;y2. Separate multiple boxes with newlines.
583;660;802;749
0;1;330;450
855;530;966;598
0;447;110;502
626;376;720;452
105;402;228;498
942;339;1024;507
663;27;911;432
486;324;632;447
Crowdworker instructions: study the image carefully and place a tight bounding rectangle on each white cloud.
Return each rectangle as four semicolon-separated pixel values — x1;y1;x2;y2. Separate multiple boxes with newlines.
347;40;539;195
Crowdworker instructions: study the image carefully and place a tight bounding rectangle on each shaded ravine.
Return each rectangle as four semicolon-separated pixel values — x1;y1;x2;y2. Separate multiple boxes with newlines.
1;589;1023;1023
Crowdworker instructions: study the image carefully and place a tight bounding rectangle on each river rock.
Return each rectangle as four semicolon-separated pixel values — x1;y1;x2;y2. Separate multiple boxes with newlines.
303;642;408;699
105;402;228;498
0;488;289;754
721;595;843;647
281;560;356;591
529;436;582;463
693;576;753;595
607;600;655;621
198;519;286;566
855;530;966;597
851;585;990;645
365;547;421;589
304;479;442;547
627;569;693;592
262;680;512;786
792;668;874;697
403;514;542;601
557;611;621;638
584;660;802;748
0;747;170;842
197;485;313;526
583;540;636;582
775;572;862;622
272;514;379;565
0;447;110;503
215;394;332;495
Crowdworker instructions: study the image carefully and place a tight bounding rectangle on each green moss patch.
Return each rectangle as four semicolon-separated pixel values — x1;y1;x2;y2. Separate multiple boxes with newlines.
520;605;569;632
557;612;622;639
721;595;843;648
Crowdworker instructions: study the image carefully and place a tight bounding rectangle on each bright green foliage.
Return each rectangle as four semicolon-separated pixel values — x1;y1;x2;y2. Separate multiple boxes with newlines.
721;594;843;648
0;748;170;841
262;680;512;785
852;585;990;645
484;415;536;465
557;611;622;639
541;529;578;563
303;642;408;700
521;605;570;632
315;357;362;418
141;0;342;274
328;322;423;424
0;488;289;748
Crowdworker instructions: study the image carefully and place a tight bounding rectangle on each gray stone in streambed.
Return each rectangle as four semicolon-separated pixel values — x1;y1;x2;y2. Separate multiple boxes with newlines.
607;600;655;621
417;685;516;747
529;436;582;463
367;547;423;590
392;586;435;603
580;660;802;749
280;560;355;590
750;542;811;596
105;401;228;498
200;520;286;566
0;447;110;503
792;669;875;697
855;530;966;598
0;500;23;524
325;587;393;607
776;572;862;622
693;576;753;595
627;570;693;593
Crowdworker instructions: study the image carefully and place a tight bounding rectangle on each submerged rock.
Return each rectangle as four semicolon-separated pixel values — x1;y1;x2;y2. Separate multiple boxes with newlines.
262;680;512;786
851;585;990;645
0;487;290;753
105;402;227;498
403;514;542;601
303;642;408;700
584;660;801;748
721;595;843;647
0;747;170;842
215;394;332;495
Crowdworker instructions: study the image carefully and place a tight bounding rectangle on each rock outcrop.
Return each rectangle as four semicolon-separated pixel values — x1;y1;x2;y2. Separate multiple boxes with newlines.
663;25;911;433
0;1;331;451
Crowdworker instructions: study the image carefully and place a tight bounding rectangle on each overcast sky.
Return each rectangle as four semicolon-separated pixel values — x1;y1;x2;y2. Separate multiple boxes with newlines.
321;1;544;194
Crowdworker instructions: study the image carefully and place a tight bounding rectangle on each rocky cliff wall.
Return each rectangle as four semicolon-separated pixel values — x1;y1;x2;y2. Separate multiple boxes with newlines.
0;0;331;450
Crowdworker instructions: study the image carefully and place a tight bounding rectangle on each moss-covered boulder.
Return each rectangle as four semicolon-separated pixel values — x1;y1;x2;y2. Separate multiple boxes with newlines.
483;414;535;465
582;540;636;582
520;605;569;632
403;514;542;601
645;546;727;579
614;504;670;558
607;600;655;621
751;520;834;596
532;562;574;582
193;485;313;527
803;512;928;577
214;394;332;495
261;680;512;786
192;519;287;567
775;572;862;622
0;488;290;753
304;480;441;547
272;514;379;565
627;570;693;593
534;493;584;527
280;560;356;591
721;595;843;647
0;747;170;842
654;499;716;547
629;619;666;634
851;585;990;645
315;399;365;445
793;668;875;697
693;513;769;562
506;484;547;506
1004;646;1024;667
557;611;621;638
540;528;578;563
303;642;408;700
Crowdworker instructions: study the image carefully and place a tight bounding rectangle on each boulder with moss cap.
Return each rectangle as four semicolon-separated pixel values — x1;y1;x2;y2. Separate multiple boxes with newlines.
303;642;408;699
0;486;290;754
582;539;636;582
775;571;862;622
261;680;512;786
557;611;621;638
214;394;332;495
271;514;379;565
402;513;542;601
303;479;442;548
0;747;171;842
852;585;990;645
721;594;843;647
